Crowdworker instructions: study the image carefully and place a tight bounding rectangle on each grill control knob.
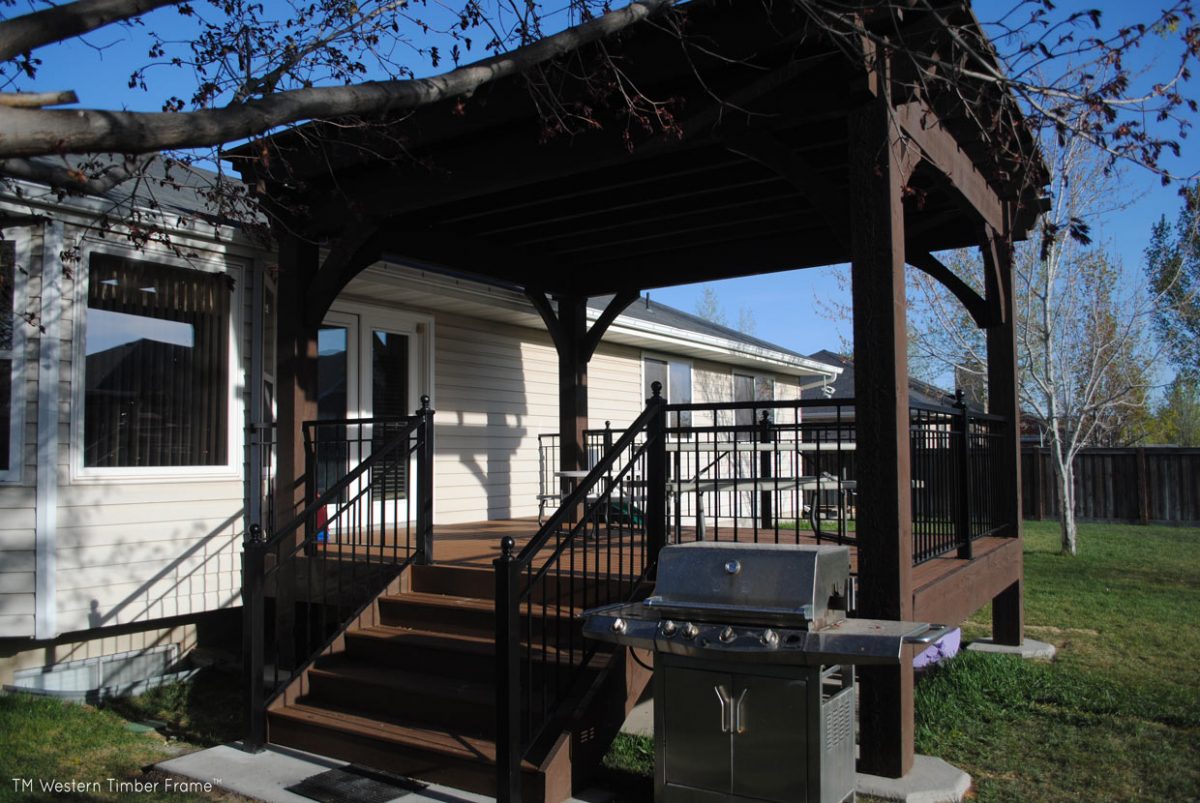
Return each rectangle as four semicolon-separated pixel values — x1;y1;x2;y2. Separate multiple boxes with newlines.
761;628;780;648
681;622;699;639
660;620;678;637
719;626;737;644
611;618;628;635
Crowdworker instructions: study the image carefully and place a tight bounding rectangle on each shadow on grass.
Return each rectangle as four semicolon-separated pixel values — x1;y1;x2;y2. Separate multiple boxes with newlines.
102;667;243;747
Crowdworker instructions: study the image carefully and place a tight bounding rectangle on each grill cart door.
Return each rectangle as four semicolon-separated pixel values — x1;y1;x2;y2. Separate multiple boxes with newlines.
730;674;809;802
662;665;732;799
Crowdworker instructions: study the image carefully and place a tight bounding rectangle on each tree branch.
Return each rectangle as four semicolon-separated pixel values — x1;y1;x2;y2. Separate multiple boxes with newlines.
0;0;675;159
0;0;180;63
0;154;156;194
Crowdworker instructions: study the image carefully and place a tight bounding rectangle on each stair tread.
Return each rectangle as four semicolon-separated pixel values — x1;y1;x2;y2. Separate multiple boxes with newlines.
380;590;581;616
309;656;493;703
273;701;538;771
350;625;583;657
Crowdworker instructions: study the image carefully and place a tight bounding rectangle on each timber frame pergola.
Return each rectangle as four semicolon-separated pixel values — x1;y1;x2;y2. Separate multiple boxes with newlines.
232;0;1046;779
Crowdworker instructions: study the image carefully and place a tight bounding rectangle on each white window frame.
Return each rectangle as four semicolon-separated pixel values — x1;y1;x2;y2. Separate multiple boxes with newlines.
640;352;693;407
70;241;244;483
0;232;30;483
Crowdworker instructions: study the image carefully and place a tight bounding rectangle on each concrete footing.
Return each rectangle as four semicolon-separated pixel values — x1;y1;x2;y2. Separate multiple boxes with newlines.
966;638;1056;660
856;755;971;803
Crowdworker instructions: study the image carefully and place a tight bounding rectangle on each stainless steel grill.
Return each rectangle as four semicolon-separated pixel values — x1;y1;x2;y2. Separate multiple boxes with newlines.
582;542;945;803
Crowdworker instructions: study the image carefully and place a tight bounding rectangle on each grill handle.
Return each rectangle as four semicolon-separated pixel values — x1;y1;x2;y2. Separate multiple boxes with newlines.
734;688;749;735
714;685;734;734
903;624;951;645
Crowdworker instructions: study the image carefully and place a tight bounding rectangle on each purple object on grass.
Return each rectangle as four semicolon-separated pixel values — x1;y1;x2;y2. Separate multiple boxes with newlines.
913;627;961;670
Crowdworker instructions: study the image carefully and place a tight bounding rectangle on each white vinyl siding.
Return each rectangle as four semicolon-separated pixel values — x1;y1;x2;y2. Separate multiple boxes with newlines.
48;233;251;634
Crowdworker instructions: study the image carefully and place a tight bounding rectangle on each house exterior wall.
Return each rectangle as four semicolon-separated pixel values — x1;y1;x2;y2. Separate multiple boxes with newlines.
430;310;642;525
0;199;258;645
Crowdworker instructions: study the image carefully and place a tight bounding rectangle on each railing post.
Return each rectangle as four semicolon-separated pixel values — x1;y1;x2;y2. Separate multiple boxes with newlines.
954;391;973;560
417;395;435;565
646;382;667;577
494;536;522;803
759;410;773;530
242;523;267;753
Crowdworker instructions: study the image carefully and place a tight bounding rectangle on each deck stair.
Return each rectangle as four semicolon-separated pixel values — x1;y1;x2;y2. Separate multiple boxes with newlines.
265;561;651;803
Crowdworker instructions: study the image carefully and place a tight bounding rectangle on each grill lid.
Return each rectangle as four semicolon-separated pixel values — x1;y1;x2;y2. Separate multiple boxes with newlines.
643;542;850;630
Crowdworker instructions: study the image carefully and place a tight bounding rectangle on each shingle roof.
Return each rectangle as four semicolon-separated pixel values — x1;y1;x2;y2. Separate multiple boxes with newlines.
590;293;820;365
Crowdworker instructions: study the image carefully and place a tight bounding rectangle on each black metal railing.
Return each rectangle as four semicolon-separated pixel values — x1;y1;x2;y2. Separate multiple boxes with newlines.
244;420;277;536
495;391;666;803
242;398;435;751
660;399;858;547
538;396;1013;569
909;395;1011;563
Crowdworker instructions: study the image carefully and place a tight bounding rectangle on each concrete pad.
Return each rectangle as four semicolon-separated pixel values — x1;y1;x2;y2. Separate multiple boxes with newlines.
155;742;614;803
620;697;654;737
856;755;971;803
966;637;1056;660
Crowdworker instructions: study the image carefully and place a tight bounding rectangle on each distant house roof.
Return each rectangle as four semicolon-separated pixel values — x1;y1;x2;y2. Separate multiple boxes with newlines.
802;349;981;417
806;349;957;407
593;294;842;381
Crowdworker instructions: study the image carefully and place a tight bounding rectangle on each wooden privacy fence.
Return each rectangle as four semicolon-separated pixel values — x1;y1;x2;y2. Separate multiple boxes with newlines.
1022;447;1200;524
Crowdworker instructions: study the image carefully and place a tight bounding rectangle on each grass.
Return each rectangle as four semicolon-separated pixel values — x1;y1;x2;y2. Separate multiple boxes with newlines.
923;520;1200;802
0;668;247;802
602;519;1200;802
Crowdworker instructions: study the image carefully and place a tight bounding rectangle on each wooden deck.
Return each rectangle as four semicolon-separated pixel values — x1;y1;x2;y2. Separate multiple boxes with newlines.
430;517;1020;628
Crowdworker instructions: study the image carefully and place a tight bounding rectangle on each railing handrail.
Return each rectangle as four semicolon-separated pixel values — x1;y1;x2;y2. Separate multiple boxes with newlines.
516;397;666;564
661;398;855;414
259;415;420;552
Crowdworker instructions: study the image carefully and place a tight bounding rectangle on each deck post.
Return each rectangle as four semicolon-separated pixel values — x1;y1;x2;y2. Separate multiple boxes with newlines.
646;383;667;576
273;232;320;670
847;48;916;778
558;295;588;522
494;536;523;803
984;221;1024;646
241;524;267;752
416;395;435;564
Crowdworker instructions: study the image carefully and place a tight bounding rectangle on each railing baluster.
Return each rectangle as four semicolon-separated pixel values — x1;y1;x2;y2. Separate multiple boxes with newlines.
494;536;522;803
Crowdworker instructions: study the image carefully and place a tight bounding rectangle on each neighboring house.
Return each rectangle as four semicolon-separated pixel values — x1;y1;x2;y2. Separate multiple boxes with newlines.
0;168;842;683
804;349;974;413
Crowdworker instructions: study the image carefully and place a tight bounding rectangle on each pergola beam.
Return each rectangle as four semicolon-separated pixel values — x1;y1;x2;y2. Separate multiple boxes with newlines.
896;100;1006;233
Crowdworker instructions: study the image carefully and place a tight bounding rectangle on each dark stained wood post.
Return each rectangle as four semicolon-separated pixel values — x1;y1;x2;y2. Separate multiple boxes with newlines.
528;290;639;523
558;295;589;521
848;60;916;779
984;222;1024;647
273;232;320;669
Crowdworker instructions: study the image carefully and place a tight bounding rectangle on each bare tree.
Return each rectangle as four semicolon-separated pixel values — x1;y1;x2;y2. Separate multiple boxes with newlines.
908;119;1160;555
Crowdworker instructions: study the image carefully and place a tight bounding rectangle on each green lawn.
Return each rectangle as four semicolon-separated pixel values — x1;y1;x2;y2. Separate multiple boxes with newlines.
0;668;246;802
603;520;1200;802
919;520;1200;802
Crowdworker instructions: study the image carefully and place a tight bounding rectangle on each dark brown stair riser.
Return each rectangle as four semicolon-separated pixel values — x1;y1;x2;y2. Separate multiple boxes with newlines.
377;597;586;642
303;673;495;734
410;564;639;607
266;712;547;803
342;631;586;682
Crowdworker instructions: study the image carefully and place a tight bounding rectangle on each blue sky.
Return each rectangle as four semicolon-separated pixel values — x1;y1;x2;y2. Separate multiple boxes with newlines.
19;0;1199;367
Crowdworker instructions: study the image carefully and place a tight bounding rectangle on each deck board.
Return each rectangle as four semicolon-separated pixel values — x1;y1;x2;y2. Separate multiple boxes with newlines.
316;517;1017;627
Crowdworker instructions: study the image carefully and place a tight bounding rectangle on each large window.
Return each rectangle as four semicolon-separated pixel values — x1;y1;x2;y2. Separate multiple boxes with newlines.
0;241;13;472
734;373;774;435
644;356;691;429
84;254;231;468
